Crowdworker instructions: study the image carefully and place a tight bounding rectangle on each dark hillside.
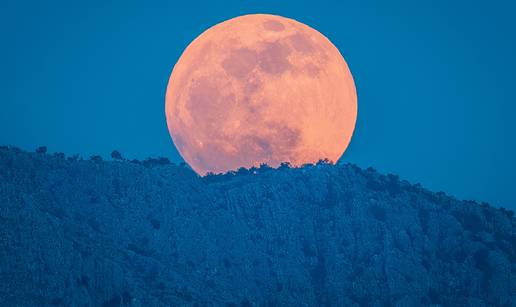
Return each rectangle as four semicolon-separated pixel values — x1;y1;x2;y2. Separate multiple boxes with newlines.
0;147;515;306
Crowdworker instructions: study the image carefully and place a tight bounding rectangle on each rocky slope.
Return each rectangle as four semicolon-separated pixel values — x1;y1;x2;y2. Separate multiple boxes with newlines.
0;146;515;306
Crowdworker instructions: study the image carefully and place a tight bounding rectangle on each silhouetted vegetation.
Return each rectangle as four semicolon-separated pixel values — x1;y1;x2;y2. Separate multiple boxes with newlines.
142;157;171;168
236;167;250;176
1;146;515;306
316;158;333;166
36;146;47;154
111;150;123;160
101;292;132;307
149;218;160;230
204;163;284;183
369;204;387;221
53;152;65;159
258;163;273;172
76;275;89;288
501;207;515;219
452;209;484;234
90;155;103;163
67;154;80;161
278;162;292;170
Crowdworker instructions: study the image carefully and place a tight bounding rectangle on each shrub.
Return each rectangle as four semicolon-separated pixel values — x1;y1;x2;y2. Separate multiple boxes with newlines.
156;157;170;165
111;150;123;160
90;155;103;163
68;154;80;161
36;146;47;154
236;167;249;176
150;219;160;230
54;152;65;159
366;177;383;192
316;158;332;166
76;275;89;288
142;157;171;168
366;166;376;173
203;172;228;183
369;205;387;222
452;210;484;233
500;207;515;219
259;163;273;172
101;292;132;307
386;174;401;196
473;248;490;272
278;162;291;170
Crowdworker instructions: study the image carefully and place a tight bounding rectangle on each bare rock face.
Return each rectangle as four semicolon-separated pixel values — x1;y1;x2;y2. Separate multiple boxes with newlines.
0;147;515;306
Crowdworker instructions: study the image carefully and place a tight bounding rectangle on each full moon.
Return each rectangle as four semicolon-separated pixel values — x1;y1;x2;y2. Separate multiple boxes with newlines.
165;14;357;175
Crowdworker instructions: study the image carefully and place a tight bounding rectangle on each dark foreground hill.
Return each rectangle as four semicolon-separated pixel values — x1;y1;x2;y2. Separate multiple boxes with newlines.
0;147;515;306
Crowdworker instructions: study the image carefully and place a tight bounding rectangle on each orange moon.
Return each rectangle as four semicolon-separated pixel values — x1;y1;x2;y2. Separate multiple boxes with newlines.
165;14;357;175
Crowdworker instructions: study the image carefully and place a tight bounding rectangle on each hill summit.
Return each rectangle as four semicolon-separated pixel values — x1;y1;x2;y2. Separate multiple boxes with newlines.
0;146;515;306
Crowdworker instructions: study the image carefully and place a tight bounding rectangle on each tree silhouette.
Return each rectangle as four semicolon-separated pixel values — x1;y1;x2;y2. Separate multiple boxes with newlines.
111;150;123;160
278;162;291;170
90;155;103;163
36;146;47;154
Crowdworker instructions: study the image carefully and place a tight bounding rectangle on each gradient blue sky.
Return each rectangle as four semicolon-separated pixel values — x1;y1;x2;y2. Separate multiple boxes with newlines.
2;0;515;208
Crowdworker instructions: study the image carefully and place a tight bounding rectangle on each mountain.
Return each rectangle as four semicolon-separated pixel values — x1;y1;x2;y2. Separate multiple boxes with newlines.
0;146;515;306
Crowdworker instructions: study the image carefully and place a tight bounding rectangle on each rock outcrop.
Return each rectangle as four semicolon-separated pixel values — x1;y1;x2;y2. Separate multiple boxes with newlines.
0;147;515;306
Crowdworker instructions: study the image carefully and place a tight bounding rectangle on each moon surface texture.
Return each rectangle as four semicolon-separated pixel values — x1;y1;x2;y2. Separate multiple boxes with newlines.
166;14;357;175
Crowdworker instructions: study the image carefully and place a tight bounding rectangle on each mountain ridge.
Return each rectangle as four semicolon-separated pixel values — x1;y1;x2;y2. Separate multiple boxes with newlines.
0;146;515;306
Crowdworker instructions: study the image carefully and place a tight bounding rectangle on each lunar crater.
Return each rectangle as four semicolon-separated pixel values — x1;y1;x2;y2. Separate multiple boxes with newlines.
263;19;285;32
221;47;258;78
258;41;292;75
288;32;316;54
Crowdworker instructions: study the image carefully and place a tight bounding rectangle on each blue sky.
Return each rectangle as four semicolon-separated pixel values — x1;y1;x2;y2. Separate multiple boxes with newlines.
1;0;515;208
